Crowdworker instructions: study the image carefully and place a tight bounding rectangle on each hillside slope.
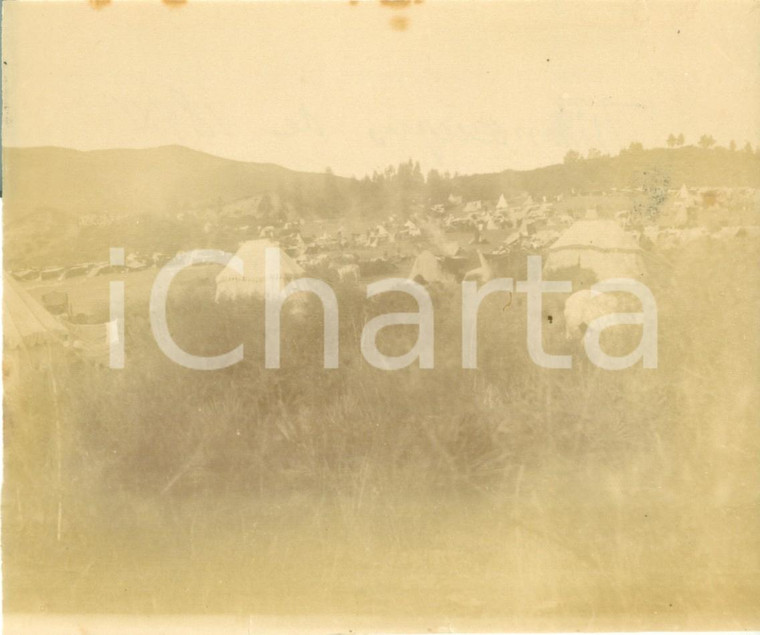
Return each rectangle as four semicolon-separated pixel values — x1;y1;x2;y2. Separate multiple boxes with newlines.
2;145;348;223
454;146;760;201
4;145;758;226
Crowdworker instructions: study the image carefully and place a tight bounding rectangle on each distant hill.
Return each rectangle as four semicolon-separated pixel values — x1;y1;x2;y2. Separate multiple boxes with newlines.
3;144;759;268
451;146;760;202
4;145;758;226
2;145;351;224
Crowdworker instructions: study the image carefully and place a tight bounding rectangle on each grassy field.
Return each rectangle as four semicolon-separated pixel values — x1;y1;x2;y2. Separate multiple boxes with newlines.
3;237;759;628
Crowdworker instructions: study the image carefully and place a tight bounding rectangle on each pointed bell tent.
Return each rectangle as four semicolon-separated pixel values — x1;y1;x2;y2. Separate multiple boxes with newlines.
215;240;306;301
544;219;645;281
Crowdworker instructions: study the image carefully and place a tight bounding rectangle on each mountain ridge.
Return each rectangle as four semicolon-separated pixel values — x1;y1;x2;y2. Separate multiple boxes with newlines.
2;145;349;223
3;144;759;224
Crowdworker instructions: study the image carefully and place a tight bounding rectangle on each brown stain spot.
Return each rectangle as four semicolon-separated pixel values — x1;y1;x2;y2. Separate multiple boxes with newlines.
377;0;422;30
88;0;111;10
389;14;409;31
380;0;412;9
163;0;188;8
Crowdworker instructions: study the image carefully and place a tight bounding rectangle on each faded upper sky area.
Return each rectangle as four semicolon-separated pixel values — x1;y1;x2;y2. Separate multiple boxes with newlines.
3;1;759;177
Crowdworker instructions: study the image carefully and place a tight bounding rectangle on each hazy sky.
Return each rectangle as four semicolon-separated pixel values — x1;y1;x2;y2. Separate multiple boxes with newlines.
3;1;759;176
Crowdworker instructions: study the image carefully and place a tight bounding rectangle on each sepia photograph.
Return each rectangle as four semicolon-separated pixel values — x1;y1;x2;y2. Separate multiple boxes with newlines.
2;1;759;632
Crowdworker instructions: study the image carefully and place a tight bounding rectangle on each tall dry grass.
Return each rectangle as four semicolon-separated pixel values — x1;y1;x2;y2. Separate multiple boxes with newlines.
3;239;759;625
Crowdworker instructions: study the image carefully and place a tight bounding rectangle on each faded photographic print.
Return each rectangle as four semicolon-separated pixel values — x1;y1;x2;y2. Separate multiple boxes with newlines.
2;1;759;633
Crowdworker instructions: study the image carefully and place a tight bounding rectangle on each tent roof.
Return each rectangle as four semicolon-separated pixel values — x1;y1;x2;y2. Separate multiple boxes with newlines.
216;239;304;284
548;219;641;254
409;250;454;284
3;275;67;350
545;220;645;280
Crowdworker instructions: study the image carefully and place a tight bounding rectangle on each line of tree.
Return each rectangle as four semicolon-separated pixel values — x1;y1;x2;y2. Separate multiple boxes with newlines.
564;136;759;165
310;137;760;219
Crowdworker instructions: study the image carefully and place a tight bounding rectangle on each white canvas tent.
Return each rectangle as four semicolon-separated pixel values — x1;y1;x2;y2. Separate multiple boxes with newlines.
485;214;499;230
215;240;305;301
3;274;67;351
677;184;692;202
409;251;455;285
496;194;508;210
3;274;69;539
544;219;645;280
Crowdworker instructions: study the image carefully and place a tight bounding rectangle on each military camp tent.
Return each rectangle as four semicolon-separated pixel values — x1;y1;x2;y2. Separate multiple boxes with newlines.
408;250;455;285
463;201;483;213
544;219;645;280
3;274;67;351
215;239;306;301
677;184;693;202
3;273;70;399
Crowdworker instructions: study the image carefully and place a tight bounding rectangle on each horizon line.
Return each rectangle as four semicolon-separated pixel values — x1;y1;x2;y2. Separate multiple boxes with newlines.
2;141;753;182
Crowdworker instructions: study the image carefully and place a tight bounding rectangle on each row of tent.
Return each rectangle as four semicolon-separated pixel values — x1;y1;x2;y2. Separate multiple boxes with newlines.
213;218;647;297
410;218;646;284
2;217;646;350
407;219;645;285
